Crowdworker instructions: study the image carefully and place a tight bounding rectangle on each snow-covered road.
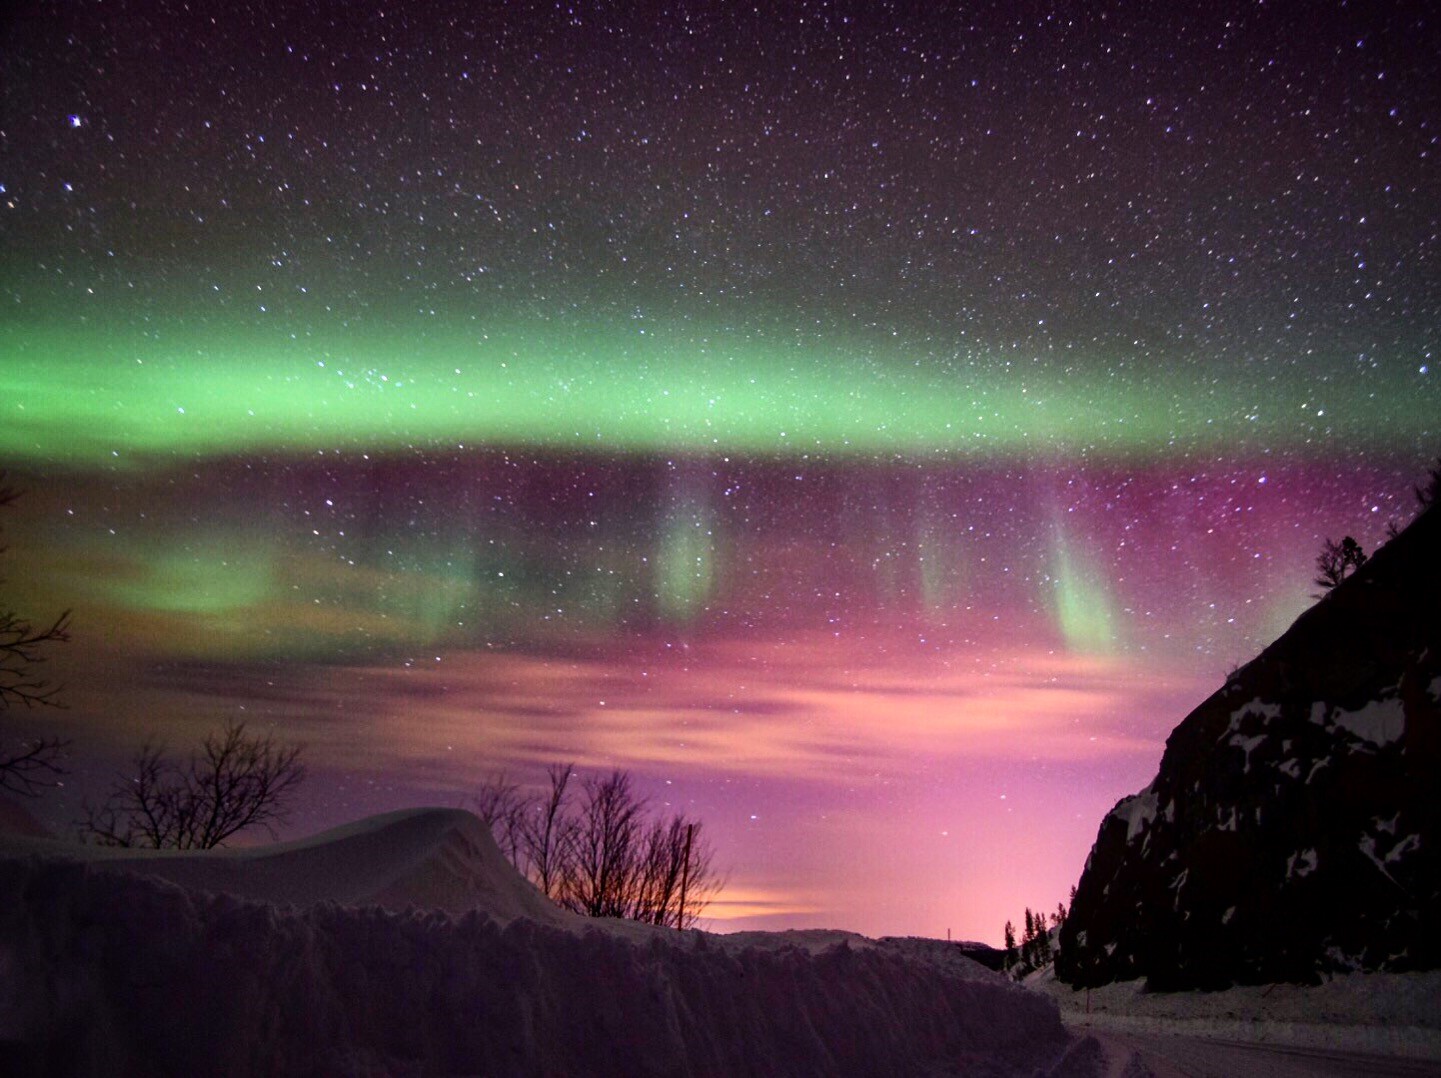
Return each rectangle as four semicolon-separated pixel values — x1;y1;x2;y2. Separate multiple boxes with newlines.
1088;1029;1441;1077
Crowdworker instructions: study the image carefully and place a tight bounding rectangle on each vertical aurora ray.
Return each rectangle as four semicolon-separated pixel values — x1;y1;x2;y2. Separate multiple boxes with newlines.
1046;529;1120;655
915;488;971;621
655;490;718;623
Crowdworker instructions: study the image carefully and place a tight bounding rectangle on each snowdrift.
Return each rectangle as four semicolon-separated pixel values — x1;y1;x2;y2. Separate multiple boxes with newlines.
0;795;53;839
11;807;574;928
1;809;1087;1077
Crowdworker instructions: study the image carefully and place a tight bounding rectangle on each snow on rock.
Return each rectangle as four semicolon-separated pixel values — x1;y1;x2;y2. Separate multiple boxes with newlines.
1328;697;1407;747
0;811;1085;1077
1223;698;1281;736
1109;786;1158;843
1285;848;1318;878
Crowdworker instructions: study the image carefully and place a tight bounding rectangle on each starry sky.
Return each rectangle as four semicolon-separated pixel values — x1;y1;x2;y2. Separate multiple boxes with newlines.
2;0;1438;941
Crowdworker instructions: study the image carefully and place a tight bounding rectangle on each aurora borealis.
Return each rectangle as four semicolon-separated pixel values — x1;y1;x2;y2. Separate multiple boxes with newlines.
3;1;1438;940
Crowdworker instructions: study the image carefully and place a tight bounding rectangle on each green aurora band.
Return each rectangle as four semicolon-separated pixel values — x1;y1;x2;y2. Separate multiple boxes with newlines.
5;313;1433;468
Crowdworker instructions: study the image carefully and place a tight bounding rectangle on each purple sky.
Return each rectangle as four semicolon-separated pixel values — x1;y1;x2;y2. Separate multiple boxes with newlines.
2;0;1438;940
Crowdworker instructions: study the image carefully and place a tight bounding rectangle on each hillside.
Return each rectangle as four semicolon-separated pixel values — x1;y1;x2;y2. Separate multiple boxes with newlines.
1058;504;1441;989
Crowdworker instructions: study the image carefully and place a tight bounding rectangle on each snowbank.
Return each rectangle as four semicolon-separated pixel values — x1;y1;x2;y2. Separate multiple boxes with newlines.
1;809;1086;1077
0;795;52;839
1027;966;1441;1061
8;807;574;928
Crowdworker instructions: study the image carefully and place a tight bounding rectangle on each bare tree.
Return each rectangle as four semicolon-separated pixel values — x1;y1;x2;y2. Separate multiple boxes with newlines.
0;474;72;796
563;769;645;919
80;720;306;849
474;761;576;897
522;762;574;900
1314;535;1366;594
472;770;530;866
633;815;718;929
478;762;718;927
1418;457;1441;509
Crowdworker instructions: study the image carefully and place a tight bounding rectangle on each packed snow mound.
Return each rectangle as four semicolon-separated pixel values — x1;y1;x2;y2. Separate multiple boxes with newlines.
0;807;572;927
0;853;1086;1077
0;795;52;838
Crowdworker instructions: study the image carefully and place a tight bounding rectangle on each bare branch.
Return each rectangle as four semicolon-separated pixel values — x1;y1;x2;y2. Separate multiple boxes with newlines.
0;472;72;795
1314;535;1366;596
473;771;532;867
76;721;306;849
485;763;721;929
0;610;72;710
523;762;575;900
0;735;69;798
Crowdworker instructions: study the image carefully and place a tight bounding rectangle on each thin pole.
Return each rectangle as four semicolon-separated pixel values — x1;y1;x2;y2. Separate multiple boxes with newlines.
677;822;694;928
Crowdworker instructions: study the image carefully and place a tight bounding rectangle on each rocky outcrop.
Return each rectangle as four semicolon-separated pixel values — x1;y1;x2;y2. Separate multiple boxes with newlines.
1057;505;1441;990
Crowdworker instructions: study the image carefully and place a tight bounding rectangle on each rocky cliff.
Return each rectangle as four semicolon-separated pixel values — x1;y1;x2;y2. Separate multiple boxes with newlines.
1057;504;1441;990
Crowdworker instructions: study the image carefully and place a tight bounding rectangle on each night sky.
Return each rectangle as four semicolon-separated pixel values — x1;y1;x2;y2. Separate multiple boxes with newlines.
3;1;1438;940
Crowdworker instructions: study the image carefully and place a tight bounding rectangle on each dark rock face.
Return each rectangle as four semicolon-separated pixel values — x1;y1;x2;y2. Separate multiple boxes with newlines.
952;939;1007;971
1057;506;1441;990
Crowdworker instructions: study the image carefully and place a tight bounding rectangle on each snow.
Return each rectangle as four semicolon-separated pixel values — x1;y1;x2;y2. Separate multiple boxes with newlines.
0;808;1085;1077
59;807;578;927
7;805;1437;1073
1232;733;1266;772
1111;785;1159;842
0;794;52;838
1329;697;1407;747
1359;834;1405;889
1387;834;1420;863
1224;698;1281;735
1027;966;1441;1062
1285;847;1318;878
1309;695;1406;747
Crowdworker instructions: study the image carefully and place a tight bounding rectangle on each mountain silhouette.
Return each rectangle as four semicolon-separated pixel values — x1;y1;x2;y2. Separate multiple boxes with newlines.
1058;503;1441;989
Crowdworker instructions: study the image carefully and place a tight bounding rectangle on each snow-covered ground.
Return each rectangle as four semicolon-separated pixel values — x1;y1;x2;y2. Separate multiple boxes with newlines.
0;807;1085;1077
6;802;1437;1075
1026;963;1441;1062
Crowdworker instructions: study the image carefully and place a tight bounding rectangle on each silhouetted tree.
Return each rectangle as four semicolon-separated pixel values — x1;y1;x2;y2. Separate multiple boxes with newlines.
1314;535;1366;593
1006;896;1069;979
0;474;71;797
477;763;718;928
632;815;718;929
1022;908;1037;967
564;769;645;918
1418;458;1441;508
79;720;306;848
473;769;530;864
525;762;576;900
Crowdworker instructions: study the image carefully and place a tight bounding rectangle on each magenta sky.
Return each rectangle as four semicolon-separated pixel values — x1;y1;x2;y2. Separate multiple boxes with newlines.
6;455;1424;940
